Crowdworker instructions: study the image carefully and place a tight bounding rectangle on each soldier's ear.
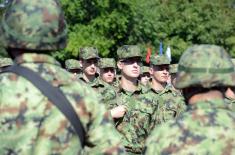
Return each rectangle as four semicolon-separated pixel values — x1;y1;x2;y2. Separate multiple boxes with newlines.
117;60;123;70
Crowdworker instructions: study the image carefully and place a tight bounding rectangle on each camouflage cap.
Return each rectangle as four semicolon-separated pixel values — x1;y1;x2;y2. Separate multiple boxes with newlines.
0;57;13;67
176;44;235;89
169;64;178;74
117;45;142;60
141;66;149;74
150;55;170;65
79;47;100;60
0;0;67;51
99;58;116;68
65;59;81;70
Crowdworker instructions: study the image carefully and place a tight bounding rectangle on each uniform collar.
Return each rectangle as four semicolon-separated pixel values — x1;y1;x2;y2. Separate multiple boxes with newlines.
15;53;61;66
118;83;143;96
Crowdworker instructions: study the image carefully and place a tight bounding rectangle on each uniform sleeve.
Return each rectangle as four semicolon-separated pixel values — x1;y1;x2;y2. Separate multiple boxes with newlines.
69;83;125;155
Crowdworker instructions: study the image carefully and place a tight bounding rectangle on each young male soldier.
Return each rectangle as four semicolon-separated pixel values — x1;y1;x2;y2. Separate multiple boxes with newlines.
65;59;82;77
149;55;186;122
144;45;235;154
79;47;100;86
138;66;151;86
113;45;159;154
0;0;125;154
99;58;116;85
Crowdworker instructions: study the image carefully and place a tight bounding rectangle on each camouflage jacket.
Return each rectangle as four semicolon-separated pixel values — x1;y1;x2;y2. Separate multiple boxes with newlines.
0;53;125;155
149;85;186;123
224;97;235;112
113;85;159;154
144;99;235;155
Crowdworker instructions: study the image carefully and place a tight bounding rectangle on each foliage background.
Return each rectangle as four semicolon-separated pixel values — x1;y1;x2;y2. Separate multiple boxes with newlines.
1;0;235;63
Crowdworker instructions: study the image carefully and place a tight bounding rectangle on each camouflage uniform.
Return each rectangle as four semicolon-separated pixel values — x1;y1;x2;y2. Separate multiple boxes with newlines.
97;58;117;108
65;59;81;71
114;45;159;154
0;57;13;68
149;55;186;123
64;59;82;79
78;47;100;86
144;45;235;154
0;0;125;154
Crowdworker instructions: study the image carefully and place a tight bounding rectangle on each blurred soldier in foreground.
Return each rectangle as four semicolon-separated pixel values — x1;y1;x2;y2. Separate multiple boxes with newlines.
138;66;151;86
224;58;235;111
112;45;158;154
149;55;185;122
65;59;82;77
144;44;235;154
0;0;125;154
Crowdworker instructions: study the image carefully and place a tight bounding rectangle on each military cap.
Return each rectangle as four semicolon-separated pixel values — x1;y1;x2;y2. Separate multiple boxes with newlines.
0;57;13;67
141;66;149;74
117;45;142;60
150;55;170;65
176;44;235;89
0;0;67;51
79;47;100;60
169;64;178;74
65;59;81;70
99;58;116;68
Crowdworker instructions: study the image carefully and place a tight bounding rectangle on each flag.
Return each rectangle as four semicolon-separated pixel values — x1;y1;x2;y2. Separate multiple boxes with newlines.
146;47;151;64
166;45;171;62
159;41;163;55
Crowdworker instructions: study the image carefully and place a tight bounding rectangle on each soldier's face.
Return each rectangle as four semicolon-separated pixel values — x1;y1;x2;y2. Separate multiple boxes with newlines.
150;65;169;83
118;57;141;78
140;73;150;86
100;67;115;84
82;58;98;76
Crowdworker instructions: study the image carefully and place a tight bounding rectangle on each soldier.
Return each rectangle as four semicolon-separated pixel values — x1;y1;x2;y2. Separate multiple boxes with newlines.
149;55;186;122
112;45;159;154
138;66;151;86
99;58;116;85
169;63;181;93
79;47;100;86
64;59;82;77
224;58;235;111
0;57;13;68
144;44;235;154
0;0;125;154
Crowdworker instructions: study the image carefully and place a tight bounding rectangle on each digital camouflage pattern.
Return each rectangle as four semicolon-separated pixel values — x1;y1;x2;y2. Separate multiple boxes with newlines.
144;99;235;154
113;85;159;154
0;57;13;67
176;44;235;89
225;97;235;112
117;45;142;60
65;59;81;70
79;47;99;60
169;64;178;74
0;0;125;154
0;53;125;155
99;58;116;69
144;44;235;154
140;66;149;74
0;0;67;51
149;86;186;123
150;55;170;66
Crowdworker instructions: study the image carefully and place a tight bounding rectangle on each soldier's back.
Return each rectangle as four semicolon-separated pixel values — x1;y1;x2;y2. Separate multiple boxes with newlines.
0;53;124;154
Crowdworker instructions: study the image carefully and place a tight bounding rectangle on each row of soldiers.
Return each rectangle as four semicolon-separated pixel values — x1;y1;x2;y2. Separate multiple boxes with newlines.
0;0;235;154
